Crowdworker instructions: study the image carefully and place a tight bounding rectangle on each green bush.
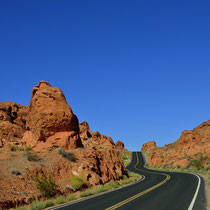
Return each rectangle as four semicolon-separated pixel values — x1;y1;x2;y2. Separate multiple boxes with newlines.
194;160;203;170
187;159;204;170
120;151;131;160
32;173;59;197
26;151;41;162
80;189;94;197
45;200;54;207
10;146;24;151
195;152;202;156
25;146;32;151
122;175;128;180
31;201;46;210
65;194;76;202
56;148;76;162
108;181;120;189
80;185;106;197
30;194;76;210
54;196;66;204
71;176;85;190
120;151;132;166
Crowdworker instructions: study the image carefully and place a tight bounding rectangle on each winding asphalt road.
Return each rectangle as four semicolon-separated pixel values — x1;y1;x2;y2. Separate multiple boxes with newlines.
52;152;206;210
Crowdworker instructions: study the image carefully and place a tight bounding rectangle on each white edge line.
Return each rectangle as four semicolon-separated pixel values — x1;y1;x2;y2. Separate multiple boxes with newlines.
187;173;201;210
51;152;145;210
51;176;145;210
141;151;201;210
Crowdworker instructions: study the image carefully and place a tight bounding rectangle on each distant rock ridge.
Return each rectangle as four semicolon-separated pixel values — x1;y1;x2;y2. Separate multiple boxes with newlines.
141;120;210;169
0;81;126;151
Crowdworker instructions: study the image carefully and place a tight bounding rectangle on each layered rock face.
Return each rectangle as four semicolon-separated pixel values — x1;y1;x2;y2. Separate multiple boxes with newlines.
142;120;210;169
79;121;115;149
22;81;83;151
0;102;28;149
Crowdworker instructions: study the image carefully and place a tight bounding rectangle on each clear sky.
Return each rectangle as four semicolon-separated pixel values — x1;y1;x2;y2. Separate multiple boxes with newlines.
0;1;209;150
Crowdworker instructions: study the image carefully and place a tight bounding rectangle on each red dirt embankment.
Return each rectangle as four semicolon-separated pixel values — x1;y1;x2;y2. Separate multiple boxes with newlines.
141;120;210;169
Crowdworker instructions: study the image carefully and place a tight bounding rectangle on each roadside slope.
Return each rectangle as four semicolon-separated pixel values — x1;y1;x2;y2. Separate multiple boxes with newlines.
51;152;204;210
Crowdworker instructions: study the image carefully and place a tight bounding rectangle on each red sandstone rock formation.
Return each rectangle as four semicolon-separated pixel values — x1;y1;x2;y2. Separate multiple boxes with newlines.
79;121;116;149
22;81;83;151
0;81;127;152
141;141;156;151
0;81;128;209
115;140;125;149
0;102;28;149
141;120;210;169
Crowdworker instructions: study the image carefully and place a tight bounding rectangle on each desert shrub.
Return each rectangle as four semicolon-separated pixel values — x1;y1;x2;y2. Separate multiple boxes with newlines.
122;179;132;185
10;146;24;151
120;151;132;166
199;156;208;162
11;168;21;175
80;189;94;197
122;175;128;180
116;170;123;179
30;194;76;210
167;144;175;149
56;148;76;162
54;196;66;204
26;151;41;162
66;194;76;202
80;185;107;197
187;159;204;170
31;201;45;210
193;160;203;170
71;176;85;190
108;181;120;189
203;166;210;171
128;171;140;179
45;200;54;207
25;146;32;151
32;173;59;197
120;151;131;160
195;152;202;156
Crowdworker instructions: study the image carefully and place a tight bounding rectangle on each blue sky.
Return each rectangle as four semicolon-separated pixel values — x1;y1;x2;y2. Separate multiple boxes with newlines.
0;1;209;150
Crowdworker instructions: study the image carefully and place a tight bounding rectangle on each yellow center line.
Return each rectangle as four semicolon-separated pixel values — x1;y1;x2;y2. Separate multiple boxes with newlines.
105;152;171;210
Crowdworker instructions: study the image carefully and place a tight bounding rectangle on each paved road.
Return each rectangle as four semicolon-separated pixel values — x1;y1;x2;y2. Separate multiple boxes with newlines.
52;152;206;210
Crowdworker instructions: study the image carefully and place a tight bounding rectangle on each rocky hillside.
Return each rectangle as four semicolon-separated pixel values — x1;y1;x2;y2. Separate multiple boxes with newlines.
142;120;210;170
0;81;127;208
0;81;126;152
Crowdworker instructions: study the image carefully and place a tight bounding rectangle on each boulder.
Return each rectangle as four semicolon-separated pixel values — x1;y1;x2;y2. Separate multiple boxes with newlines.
22;81;83;150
